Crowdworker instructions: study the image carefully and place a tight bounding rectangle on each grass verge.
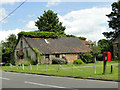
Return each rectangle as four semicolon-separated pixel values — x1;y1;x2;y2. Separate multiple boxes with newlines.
1;61;119;81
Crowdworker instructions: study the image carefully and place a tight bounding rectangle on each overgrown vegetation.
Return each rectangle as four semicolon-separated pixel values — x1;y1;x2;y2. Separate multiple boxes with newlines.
73;59;84;64
1;34;17;64
33;48;44;64
79;53;93;63
18;31;76;39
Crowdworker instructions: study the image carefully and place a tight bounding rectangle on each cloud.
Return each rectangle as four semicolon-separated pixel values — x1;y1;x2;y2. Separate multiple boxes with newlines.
0;29;33;42
46;0;61;7
58;7;111;41
25;21;37;30
0;0;24;5
1;7;112;42
0;8;7;23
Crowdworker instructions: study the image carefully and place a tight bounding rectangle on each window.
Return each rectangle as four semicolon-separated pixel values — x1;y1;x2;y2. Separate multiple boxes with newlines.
45;54;49;60
55;54;60;58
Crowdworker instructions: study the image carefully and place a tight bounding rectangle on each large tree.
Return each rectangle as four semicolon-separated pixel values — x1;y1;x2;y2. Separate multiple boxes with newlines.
98;39;113;54
35;10;66;33
2;34;17;64
103;2;120;40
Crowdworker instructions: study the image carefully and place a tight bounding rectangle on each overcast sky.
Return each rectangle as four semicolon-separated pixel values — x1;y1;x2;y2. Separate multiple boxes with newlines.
0;0;117;42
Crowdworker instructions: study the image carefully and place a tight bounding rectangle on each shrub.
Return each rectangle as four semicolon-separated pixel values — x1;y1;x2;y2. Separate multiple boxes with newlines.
97;54;103;61
5;63;10;66
52;58;66;64
79;53;93;63
73;59;84;64
30;60;37;65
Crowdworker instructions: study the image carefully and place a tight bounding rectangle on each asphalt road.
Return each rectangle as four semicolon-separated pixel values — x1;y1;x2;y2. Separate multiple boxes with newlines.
0;71;118;89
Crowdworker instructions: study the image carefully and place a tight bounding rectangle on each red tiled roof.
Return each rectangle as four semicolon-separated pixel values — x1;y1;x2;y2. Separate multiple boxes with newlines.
24;37;91;54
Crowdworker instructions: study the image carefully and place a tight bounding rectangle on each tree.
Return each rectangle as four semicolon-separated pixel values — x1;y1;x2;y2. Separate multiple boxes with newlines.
2;34;17;64
103;2;120;40
35;10;66;33
98;39;113;60
98;39;113;53
88;41;101;62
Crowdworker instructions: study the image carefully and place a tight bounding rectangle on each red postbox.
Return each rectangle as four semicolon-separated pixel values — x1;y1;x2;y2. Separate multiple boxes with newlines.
104;52;111;62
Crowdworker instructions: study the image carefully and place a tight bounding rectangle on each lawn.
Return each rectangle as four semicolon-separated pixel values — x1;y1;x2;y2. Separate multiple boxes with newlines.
1;61;119;81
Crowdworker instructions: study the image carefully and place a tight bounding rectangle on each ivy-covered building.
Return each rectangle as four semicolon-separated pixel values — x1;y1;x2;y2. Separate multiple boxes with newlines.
14;35;91;64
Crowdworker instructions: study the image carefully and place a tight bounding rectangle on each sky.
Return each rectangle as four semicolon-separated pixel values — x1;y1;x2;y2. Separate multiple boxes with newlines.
0;0;117;42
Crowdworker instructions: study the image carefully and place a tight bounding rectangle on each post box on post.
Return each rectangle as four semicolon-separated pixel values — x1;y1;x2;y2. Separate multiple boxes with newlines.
103;52;111;74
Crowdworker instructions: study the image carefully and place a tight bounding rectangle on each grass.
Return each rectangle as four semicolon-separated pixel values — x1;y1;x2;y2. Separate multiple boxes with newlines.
1;61;119;80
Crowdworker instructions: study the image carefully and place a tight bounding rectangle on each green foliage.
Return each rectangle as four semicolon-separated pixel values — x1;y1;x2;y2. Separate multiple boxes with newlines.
30;60;37;65
73;59;84;64
33;48;43;63
98;39;113;54
91;44;101;56
104;2;120;40
18;31;76;39
35;10;66;33
52;58;66;64
5;63;10;66
97;54;103;61
79;53;93;63
2;34;17;64
16;62;31;66
78;36;86;40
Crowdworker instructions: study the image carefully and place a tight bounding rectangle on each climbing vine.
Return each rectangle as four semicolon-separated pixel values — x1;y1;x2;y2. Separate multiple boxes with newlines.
33;48;44;63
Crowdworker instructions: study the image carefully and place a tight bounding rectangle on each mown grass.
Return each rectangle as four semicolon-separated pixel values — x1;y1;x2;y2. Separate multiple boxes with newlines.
1;61;119;80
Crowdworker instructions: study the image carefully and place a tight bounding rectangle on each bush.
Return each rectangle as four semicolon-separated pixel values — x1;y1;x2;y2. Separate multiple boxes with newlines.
97;54;103;61
73;59;84;64
79;53;93;63
5;63;10;66
30;60;37;65
52;58;66;64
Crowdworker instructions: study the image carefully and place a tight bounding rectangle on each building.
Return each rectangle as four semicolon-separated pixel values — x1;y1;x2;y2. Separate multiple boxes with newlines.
113;34;120;60
14;36;91;64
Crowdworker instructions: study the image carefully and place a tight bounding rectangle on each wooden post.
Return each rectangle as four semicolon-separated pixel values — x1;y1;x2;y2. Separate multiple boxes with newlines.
22;64;24;70
94;65;96;74
111;65;113;73
10;63;12;68
16;65;18;70
73;64;74;73
58;64;60;72
37;64;38;70
46;65;47;72
103;61;107;74
30;64;32;70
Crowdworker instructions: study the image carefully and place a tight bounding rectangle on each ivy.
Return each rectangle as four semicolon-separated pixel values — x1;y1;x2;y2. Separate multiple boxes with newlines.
18;31;76;39
33;48;44;63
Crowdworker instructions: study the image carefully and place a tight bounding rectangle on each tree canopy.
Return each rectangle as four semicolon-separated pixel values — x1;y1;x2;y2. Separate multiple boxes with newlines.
103;2;120;40
35;10;66;33
98;39;113;53
2;34;17;64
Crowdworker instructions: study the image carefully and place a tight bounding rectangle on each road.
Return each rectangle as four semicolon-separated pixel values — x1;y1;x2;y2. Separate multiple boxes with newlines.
0;71;118;89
